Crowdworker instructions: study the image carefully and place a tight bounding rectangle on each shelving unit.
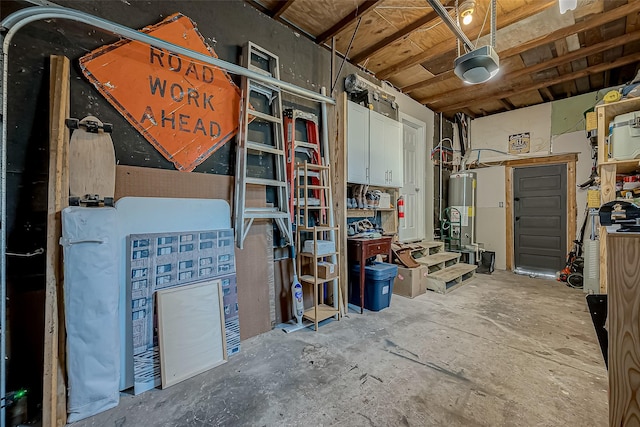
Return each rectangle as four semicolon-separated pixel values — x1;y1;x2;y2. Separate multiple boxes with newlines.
346;185;399;235
294;162;340;331
297;226;340;330
596;96;640;292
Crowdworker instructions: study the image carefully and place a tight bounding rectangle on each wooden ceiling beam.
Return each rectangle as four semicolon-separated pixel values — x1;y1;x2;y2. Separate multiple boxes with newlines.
438;52;640;113
419;29;640;105
375;0;556;81
272;0;295;19
403;0;640;94
540;87;555;101
500;1;640;58
316;0;381;45
349;1;454;64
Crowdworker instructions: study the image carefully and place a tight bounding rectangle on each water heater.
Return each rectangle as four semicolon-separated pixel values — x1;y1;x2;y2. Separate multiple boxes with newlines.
448;171;476;248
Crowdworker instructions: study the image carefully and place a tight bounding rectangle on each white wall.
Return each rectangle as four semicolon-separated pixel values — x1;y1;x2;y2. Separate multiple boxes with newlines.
469;102;592;270
475;166;507;269
470;103;552;163
385;84;436;240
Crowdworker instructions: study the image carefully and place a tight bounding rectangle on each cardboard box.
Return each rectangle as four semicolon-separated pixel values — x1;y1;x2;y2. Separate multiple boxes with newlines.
304;261;337;280
303;239;335;255
393;265;428;298
378;193;391;209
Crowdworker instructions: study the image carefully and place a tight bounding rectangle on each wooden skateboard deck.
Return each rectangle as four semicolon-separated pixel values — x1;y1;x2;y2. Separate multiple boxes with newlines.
68;116;115;206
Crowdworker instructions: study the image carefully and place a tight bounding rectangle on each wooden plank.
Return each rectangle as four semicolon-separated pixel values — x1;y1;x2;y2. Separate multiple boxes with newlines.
414;251;460;267
568;160;576;254
599;228;608;294
599;163;617;205
157;280;227;389
115;165;273;339
336;92;348;314
44;55;70;427
598;162;616;294
504;153;578;168
349;6;444;64
272;0;295;19
316;0;381;44
429;263;477;282
505;166;514;271
375;0;556;80
607;234;640;426
554;38;578;97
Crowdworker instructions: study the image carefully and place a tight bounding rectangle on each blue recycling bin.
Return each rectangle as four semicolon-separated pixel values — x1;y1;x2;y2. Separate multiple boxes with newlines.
350;262;398;311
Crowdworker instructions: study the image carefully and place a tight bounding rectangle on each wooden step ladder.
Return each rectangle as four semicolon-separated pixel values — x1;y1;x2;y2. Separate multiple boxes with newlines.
234;42;293;248
295;161;341;330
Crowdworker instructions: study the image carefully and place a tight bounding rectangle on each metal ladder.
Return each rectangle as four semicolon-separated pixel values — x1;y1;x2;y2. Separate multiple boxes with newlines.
234;42;293;249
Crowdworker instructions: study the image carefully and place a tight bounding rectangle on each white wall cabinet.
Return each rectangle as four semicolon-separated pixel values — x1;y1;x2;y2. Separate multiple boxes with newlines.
347;100;403;188
347;101;369;184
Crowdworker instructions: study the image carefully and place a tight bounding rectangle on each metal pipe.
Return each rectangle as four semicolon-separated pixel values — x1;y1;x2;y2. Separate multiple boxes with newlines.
439;113;443;223
425;0;474;52
1;7;336;105
0;23;7;427
331;37;336;96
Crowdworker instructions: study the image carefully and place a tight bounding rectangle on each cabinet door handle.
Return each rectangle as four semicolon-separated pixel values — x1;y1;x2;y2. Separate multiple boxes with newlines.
366;167;369;179
390;170;392;182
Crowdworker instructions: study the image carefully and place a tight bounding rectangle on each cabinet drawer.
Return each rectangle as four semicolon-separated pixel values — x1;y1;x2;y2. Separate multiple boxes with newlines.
364;241;390;258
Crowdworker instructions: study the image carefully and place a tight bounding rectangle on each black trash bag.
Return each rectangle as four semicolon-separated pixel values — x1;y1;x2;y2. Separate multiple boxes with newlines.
477;250;495;274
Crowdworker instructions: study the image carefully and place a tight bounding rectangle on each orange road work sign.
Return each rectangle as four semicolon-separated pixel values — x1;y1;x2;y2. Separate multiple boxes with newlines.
80;13;242;172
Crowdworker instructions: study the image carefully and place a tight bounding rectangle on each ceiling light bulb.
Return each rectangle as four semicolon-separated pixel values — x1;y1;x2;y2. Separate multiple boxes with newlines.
458;0;475;26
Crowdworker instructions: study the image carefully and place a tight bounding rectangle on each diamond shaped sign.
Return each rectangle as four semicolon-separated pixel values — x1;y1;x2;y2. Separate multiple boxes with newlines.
80;13;241;172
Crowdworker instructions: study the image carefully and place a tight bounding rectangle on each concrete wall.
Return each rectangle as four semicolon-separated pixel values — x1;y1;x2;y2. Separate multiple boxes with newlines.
470;95;595;270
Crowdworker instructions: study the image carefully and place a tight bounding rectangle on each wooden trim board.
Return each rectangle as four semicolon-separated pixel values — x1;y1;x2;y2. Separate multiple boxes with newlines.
157;280;227;389
504;154;577;271
607;233;640;426
44;55;70;427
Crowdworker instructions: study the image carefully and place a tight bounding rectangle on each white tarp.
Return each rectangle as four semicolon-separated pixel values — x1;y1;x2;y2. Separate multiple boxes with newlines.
61;207;119;422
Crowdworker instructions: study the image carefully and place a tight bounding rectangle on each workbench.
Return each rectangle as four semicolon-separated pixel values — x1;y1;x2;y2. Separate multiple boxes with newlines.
347;236;393;313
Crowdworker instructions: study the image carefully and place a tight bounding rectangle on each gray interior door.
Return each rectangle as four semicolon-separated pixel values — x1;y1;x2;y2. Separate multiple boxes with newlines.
513;164;567;276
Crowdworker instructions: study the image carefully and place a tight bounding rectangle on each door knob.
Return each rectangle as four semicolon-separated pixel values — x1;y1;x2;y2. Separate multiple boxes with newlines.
515;216;521;221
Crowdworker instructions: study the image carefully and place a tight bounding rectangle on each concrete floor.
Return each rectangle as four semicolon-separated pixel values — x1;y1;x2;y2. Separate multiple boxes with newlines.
75;270;608;426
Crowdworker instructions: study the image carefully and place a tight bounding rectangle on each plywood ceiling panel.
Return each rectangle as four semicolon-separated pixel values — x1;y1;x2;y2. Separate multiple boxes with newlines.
282;0;369;37
387;64;434;88
374;0;431;27
360;37;425;71
334;10;403;56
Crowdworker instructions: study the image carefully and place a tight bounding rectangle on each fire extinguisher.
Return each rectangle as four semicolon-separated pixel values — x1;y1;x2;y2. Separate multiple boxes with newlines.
398;196;405;219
